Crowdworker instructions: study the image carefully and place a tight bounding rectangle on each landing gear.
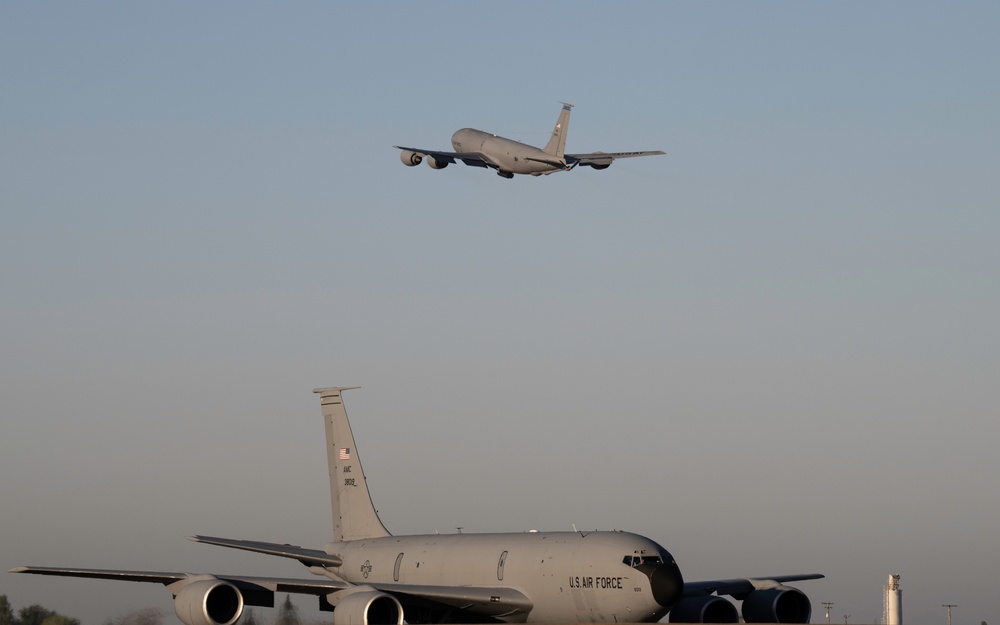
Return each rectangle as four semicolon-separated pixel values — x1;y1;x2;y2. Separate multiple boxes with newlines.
497;170;514;179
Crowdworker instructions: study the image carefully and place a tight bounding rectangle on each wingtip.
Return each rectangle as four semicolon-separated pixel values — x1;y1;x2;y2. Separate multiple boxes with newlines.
10;566;27;573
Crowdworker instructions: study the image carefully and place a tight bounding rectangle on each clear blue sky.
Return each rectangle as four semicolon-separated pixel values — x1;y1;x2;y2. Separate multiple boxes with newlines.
2;3;998;624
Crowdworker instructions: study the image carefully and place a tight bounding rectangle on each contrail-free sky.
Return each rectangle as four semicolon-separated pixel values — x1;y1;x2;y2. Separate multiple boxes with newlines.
3;3;998;624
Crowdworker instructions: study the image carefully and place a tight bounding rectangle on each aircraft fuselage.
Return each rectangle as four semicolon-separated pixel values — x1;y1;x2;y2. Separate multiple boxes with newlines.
329;530;682;623
452;129;567;176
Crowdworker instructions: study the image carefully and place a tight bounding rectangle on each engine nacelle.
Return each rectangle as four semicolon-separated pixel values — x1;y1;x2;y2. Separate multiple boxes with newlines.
400;150;423;166
332;589;404;625
426;155;449;169
741;586;812;623
669;595;739;623
174;579;244;625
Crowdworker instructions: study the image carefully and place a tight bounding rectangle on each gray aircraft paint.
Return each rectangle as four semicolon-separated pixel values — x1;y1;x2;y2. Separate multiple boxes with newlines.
13;386;822;625
321;386;390;543
395;103;665;178
316;387;683;623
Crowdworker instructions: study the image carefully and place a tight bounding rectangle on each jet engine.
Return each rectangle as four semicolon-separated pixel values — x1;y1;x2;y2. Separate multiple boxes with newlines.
173;579;244;625
669;595;739;623
425;155;449;169
332;589;404;625
400;150;423;166
741;586;812;623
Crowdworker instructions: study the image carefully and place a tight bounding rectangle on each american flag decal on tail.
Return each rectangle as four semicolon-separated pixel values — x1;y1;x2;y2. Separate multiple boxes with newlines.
340;448;351;460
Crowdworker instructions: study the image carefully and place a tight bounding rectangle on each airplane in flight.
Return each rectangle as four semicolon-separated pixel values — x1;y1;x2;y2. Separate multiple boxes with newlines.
395;103;665;178
13;387;822;625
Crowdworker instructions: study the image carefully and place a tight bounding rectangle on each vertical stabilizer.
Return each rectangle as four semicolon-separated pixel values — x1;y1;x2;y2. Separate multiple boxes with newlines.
543;102;573;157
314;387;391;543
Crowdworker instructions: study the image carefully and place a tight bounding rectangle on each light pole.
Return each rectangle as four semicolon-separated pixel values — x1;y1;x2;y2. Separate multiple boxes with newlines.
822;602;834;625
943;604;957;625
843;614;851;625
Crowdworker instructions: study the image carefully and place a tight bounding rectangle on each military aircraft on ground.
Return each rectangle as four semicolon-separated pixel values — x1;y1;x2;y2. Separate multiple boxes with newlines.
395;103;664;178
13;387;822;625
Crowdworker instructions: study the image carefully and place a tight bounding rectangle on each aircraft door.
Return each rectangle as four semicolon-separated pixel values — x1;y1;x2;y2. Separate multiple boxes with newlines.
394;553;403;582
497;551;508;581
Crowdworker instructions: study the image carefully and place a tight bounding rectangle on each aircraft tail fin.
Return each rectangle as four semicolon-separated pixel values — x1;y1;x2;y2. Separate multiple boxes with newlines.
314;387;391;543
543;102;573;157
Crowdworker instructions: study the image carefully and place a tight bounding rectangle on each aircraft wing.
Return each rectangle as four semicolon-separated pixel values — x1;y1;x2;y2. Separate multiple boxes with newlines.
11;566;187;585
683;574;825;598
394;146;496;169
11;566;531;618
565;150;665;168
10;566;350;599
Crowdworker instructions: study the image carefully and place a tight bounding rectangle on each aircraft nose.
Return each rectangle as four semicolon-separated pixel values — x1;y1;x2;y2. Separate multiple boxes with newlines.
648;560;684;609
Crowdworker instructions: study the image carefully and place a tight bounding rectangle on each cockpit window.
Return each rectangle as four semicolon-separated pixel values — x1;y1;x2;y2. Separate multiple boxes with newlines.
623;555;663;567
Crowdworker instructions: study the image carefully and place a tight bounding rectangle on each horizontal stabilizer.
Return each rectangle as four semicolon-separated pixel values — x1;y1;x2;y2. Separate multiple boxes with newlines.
187;535;343;568
566;150;665;167
524;156;568;169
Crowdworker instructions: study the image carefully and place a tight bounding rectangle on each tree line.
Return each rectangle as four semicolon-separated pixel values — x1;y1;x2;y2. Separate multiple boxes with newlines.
0;596;79;625
1;595;309;625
